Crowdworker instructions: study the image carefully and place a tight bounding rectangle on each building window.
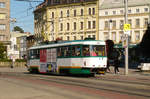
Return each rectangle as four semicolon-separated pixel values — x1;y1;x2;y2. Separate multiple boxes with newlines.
88;35;91;38
93;21;96;29
120;20;124;29
144;18;148;27
92;35;95;39
135;31;140;41
80;22;83;30
113;11;116;15
128;19;132;28
89;8;91;15
74;36;76;40
67;23;70;31
119;31;123;42
136;8;140;13
60;23;63;31
0;24;6;30
81;9;83;16
120;10;123;14
67;10;69;17
104;32;109;40
74;10;76;17
60;11;63;18
105;11;108;15
81;36;83;40
0;35;4;41
52;12;54;18
112;20;116;29
74;22;76;30
128;9;131;13
67;36;70;40
135;19;140;27
144;8;148;12
112;32;116;42
104;21;109;29
0;2;5;8
0;13;6;19
92;8;95;15
88;21;91;29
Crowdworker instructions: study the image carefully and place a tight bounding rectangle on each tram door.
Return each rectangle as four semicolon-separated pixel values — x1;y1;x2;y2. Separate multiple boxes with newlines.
46;48;57;73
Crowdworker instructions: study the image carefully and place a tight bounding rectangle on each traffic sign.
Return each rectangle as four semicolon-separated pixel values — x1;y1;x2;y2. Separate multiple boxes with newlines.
124;24;131;31
124;30;130;35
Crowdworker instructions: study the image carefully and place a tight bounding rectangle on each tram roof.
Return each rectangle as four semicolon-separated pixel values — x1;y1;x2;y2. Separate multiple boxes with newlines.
29;40;106;50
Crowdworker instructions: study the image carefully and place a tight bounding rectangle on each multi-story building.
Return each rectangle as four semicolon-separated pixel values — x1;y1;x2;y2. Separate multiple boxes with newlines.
34;0;99;42
99;0;150;44
8;32;29;60
34;0;150;45
17;36;28;59
0;0;10;43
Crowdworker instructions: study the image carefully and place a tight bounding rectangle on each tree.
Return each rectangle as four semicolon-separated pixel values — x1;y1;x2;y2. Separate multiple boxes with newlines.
0;42;7;59
13;26;24;33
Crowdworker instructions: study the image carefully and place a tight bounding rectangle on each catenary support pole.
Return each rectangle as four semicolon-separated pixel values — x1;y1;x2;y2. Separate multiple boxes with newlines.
124;0;128;75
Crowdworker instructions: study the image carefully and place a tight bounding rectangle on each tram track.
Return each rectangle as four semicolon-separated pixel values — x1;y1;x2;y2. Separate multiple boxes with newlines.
1;72;150;98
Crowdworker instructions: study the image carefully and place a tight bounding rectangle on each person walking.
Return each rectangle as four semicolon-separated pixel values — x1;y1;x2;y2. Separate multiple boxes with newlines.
114;59;120;74
113;49;120;74
106;60;111;72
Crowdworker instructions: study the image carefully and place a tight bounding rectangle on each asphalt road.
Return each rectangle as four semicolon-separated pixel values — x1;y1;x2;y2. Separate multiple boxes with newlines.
0;67;150;99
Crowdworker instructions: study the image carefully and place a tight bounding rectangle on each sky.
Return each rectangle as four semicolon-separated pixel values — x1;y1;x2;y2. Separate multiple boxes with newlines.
10;0;43;34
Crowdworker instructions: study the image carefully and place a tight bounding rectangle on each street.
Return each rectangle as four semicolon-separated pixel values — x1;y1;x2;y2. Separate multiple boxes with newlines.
0;67;150;99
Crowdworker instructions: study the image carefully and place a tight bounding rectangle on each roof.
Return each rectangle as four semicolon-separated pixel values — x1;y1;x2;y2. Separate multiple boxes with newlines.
11;32;30;38
100;0;150;9
30;40;106;50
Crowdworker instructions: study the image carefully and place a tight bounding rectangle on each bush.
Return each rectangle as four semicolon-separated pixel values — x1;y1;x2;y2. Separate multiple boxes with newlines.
15;59;27;62
0;59;12;62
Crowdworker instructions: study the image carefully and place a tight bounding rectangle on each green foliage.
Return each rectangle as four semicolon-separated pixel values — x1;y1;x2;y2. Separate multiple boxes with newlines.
0;42;7;59
15;59;27;62
0;59;12;62
13;26;24;33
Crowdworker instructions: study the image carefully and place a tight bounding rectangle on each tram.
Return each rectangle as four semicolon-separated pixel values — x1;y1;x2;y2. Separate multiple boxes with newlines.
27;40;107;75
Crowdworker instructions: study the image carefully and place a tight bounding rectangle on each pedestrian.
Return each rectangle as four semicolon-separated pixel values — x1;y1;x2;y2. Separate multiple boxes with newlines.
114;59;120;74
113;49;120;74
106;60;111;73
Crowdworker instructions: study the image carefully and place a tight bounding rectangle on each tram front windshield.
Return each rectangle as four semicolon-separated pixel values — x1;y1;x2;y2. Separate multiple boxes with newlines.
82;45;106;56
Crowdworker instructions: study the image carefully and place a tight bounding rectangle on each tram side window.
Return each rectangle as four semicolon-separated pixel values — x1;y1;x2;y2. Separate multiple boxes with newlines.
95;46;106;56
83;46;90;56
71;46;81;56
30;49;40;59
57;46;71;57
57;48;62;57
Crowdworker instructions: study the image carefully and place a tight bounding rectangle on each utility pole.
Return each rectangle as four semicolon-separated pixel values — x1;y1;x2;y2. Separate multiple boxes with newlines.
124;0;128;75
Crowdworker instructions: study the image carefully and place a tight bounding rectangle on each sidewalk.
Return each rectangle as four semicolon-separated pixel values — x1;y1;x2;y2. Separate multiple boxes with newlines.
98;66;150;82
0;67;28;73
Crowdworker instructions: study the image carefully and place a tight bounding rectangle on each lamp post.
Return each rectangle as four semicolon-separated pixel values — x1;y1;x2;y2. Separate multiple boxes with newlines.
124;0;129;75
109;19;112;40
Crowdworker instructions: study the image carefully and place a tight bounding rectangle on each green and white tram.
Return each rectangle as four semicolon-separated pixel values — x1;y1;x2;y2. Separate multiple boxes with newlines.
27;40;107;75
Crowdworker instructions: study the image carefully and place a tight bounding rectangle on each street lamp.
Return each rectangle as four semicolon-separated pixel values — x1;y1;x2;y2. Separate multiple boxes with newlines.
109;19;112;40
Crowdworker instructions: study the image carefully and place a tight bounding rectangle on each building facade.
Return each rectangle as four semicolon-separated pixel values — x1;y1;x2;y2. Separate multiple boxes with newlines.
34;0;99;42
8;32;29;60
0;0;10;42
34;0;150;45
99;0;150;44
